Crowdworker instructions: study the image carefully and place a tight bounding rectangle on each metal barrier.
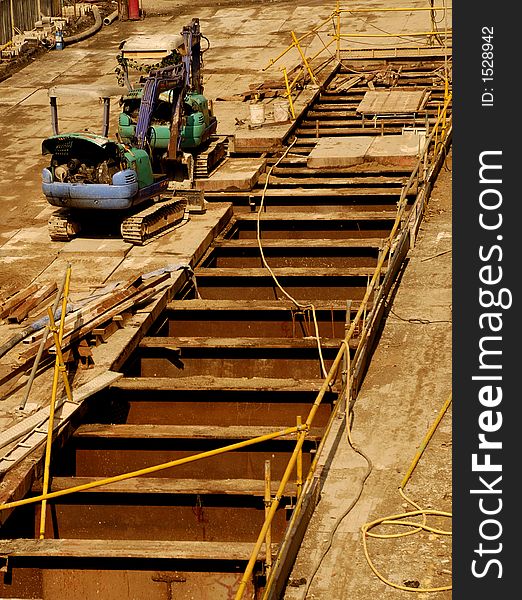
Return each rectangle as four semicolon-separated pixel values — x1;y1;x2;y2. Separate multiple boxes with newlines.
0;0;59;46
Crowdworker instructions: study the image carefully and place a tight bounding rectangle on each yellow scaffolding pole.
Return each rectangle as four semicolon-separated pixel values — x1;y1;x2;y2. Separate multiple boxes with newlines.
339;6;452;12
0;425;307;512
282;67;296;120
338;31;452;37
264;460;272;576
39;265;72;539
296;416;303;499
335;0;341;61
290;31;319;87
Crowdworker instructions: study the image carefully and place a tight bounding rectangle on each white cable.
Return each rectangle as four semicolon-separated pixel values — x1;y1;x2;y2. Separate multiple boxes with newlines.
256;138;328;378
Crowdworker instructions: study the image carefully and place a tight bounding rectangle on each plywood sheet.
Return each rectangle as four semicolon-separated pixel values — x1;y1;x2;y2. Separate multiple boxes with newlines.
357;89;429;115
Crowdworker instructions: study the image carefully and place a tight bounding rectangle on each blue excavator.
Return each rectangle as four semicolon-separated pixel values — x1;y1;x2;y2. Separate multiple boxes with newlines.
41;18;224;244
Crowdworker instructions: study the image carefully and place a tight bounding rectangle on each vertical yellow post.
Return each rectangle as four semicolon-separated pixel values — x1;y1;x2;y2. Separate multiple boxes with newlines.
344;340;351;409
434;104;441;154
57;268;74;403
282;67;296;119
442;78;449;142
296;416;303;499
39;265;72;539
336;0;341;61
264;460;272;576
290;31;318;87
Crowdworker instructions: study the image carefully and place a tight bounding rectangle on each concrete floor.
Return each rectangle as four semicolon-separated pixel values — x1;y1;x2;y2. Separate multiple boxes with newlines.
0;1;452;598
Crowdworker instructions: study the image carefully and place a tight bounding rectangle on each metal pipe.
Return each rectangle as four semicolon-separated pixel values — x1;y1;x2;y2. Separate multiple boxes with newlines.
101;97;111;137
401;392;452;489
264;460;272;576
290;31;318;87
9;0;15;40
338;31;452;37
296;416;303;499
63;5;102;45
103;10;118;26
340;6;451;12
336;0;341;61
282;67;295;120
50;96;59;135
0;425;304;512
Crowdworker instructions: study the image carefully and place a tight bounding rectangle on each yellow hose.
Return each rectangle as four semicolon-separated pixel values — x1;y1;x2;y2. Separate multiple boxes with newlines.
361;392;452;592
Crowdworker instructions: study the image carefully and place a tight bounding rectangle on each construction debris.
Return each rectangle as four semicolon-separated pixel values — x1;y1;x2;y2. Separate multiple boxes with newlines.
0;265;186;390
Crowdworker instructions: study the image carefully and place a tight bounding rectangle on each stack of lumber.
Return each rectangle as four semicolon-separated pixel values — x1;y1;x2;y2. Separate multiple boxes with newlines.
0;284;57;324
18;271;171;365
0;269;174;388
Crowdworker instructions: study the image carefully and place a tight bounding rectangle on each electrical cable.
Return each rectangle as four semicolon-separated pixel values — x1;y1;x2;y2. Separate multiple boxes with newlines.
301;341;373;598
361;392;453;593
388;307;451;325
302;390;452;597
256;137;328;378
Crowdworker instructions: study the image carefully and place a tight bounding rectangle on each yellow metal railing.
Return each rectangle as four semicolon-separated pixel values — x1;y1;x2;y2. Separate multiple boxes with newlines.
39;265;73;539
264;1;452;119
249;92;453;600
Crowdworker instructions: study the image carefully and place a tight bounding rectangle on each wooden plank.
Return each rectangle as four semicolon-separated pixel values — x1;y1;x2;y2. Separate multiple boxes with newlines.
140;336;347;350
233;210;397;220
0;539;269;561
110;376;330;393
18;283;169;363
306;111;440;122
73;423;323;441
269;161;412;175
0;372;123;474
0;284;39;319
255;178;405;193
212;238;382;249
297;127;410;135
92;319;121;343
194;267;383;278
32;476;297;497
166;299;367;311
209;189;408;198
271;169;409;182
20;273;168;353
357;89;429;114
6;283;57;324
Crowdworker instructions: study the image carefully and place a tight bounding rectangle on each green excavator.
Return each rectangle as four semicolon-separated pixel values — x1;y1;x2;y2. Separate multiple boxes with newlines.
41;18;225;244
